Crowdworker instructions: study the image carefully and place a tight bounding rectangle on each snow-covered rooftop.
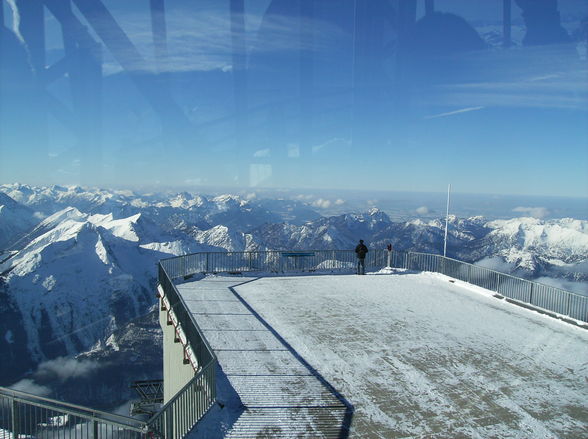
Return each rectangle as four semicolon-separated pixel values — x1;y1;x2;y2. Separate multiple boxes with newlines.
178;271;587;438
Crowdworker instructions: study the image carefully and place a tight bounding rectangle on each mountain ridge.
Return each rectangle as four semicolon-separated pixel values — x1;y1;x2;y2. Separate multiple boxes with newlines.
1;183;586;392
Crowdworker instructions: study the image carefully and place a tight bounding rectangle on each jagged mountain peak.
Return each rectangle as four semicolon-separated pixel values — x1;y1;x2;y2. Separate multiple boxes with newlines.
485;217;588;260
0;191;39;250
0;191;22;208
192;224;247;251
168;192;205;209
40;206;86;226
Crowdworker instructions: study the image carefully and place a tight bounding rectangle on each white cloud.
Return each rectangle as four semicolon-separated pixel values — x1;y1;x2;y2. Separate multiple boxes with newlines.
6;1;24;43
249;164;272;186
534;276;588;296
245;192;257;200
295;194;314;201
8;357;104;397
288;144;300;158
9;379;51;397
254;148;271;158
34;357;102;383
416;206;429;215
312;138;351;154
335;199;345;206
312;198;332;209
475;256;516;274
424;106;484;120
99;9;346;75
439;55;588;111
418;41;588;112
512;206;550;219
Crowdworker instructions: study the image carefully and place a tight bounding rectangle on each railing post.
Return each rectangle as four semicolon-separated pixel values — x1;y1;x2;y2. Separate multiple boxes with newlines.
467;264;472;284
166;411;173;439
11;398;19;438
93;419;99;438
205;253;209;273
529;282;534;305
248;251;252;271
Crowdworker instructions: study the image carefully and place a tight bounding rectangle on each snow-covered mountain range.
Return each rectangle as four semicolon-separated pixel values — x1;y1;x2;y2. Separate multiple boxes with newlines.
1;183;587;403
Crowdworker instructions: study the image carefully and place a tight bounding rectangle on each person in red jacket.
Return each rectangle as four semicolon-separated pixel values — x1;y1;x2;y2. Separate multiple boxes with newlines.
355;240;369;275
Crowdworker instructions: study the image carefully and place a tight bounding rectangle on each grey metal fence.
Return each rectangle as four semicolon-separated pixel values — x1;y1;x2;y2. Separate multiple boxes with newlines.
147;363;216;439
0;387;148;438
5;249;583;439
160;250;588;324
159;249;389;279
151;263;218;438
405;252;588;324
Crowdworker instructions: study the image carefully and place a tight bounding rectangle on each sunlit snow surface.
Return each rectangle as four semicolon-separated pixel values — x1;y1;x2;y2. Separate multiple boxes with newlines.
186;272;587;438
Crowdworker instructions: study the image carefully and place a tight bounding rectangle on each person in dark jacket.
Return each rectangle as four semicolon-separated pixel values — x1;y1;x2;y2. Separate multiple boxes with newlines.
355;240;368;275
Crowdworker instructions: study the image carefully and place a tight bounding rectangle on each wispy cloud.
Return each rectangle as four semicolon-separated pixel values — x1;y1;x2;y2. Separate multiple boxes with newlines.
445;72;588;110
33;357;103;382
512;206;550;219
99;9;345;75
253;148;270;158
424;106;484;120
436;45;588;111
312;137;351;154
9;378;51;397
312;198;332;209
5;0;24;42
8;357;104;398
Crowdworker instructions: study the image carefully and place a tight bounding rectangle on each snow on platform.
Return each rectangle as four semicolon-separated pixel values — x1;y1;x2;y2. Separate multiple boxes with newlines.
179;272;588;438
177;277;350;438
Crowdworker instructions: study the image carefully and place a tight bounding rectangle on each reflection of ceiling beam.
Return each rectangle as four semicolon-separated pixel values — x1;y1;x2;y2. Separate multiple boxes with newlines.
45;91;80;138
41;56;69;85
43;0;103;183
15;0;46;74
230;0;248;182
397;0;416;42
503;0;512;47
44;0;97;49
72;0;193;142
425;0;434;16
150;0;168;65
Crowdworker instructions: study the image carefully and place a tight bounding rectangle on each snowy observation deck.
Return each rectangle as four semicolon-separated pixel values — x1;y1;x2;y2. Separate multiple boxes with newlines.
172;271;587;438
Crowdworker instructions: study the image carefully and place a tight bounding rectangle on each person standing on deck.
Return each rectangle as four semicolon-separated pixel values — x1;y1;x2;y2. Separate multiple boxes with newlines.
355;240;369;275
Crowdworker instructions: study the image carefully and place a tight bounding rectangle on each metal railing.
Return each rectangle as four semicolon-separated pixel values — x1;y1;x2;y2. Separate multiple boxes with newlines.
147;363;216;439
151;262;218;438
160;250;587;324
4;249;584;439
0;387;148;438
159;249;389;280
434;254;588;323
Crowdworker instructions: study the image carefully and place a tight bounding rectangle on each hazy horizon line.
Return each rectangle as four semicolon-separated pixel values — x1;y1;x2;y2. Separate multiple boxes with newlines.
2;181;587;201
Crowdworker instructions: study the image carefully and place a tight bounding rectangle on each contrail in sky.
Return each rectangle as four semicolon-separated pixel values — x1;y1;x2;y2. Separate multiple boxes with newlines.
425;106;485;120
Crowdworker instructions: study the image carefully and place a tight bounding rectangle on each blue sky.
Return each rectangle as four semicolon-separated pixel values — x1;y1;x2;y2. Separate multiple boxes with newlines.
1;0;587;199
